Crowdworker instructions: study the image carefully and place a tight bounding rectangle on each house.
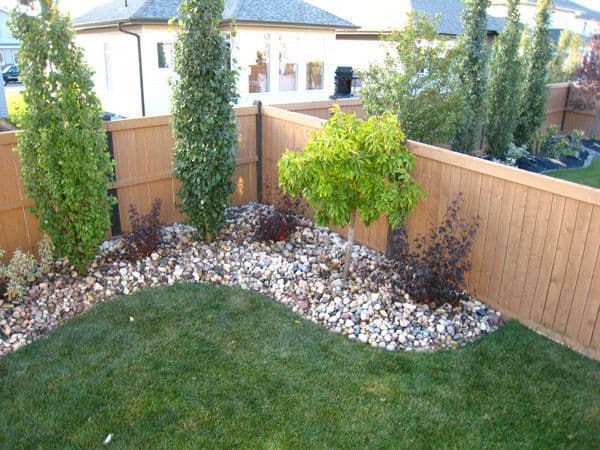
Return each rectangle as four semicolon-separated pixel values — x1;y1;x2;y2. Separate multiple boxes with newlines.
488;1;600;38
73;0;357;117
304;0;505;72
0;6;20;67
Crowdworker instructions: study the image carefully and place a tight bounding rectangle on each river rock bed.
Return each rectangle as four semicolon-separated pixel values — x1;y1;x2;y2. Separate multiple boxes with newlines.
1;202;501;355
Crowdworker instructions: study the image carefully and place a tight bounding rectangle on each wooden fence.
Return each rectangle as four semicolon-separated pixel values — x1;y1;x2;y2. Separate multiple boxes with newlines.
544;83;599;136
0;106;258;259
1;100;599;358
261;105;600;359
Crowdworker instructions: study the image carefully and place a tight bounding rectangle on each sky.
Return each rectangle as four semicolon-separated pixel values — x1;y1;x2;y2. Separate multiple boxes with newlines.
1;0;599;19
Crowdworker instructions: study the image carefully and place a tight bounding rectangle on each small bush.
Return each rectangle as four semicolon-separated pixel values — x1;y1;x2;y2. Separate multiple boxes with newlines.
123;199;163;260
496;142;528;166
1;235;55;302
6;91;27;128
392;194;479;307
535;125;581;159
264;181;304;216
254;207;300;242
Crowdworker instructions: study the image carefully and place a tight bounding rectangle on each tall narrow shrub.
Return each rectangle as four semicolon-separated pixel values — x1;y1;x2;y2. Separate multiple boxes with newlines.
485;0;524;158
360;12;463;146
514;0;554;147
548;30;582;83
454;0;491;154
9;0;114;270
172;0;238;238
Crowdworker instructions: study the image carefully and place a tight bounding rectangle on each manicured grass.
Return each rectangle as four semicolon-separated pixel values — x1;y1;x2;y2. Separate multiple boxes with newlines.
0;284;598;449
546;157;600;188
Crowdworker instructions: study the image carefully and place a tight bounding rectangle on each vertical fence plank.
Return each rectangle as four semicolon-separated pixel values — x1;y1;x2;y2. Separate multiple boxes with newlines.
542;198;578;328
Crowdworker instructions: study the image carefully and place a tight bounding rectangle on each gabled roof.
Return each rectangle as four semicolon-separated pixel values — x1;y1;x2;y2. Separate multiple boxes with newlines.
411;0;505;35
522;0;600;21
303;0;504;36
74;0;357;29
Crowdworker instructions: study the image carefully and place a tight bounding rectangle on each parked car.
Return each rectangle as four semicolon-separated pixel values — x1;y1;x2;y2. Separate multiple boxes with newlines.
3;65;20;85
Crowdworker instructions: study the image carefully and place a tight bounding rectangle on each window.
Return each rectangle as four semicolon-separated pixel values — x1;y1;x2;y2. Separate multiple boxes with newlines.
157;42;174;69
249;50;269;93
0;52;4;67
103;43;113;91
12;51;18;65
306;61;324;90
279;35;298;91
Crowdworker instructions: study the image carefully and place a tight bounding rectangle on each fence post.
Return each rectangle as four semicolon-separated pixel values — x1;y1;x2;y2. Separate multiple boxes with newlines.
105;128;121;236
560;83;571;133
254;100;263;203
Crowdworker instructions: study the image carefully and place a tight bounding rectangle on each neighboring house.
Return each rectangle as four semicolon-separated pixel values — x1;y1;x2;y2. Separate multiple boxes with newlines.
305;0;505;71
489;1;600;38
73;0;356;117
0;7;20;68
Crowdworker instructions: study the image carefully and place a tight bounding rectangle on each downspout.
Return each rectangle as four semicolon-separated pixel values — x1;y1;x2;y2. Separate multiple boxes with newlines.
118;22;146;116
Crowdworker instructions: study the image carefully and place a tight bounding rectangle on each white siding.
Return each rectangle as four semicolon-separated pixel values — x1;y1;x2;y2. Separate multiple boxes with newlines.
75;28;142;118
76;24;341;117
139;26;176;116
333;38;391;72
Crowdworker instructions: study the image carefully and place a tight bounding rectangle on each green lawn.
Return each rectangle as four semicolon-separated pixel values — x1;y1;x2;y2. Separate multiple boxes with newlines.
1;284;598;449
546;157;600;188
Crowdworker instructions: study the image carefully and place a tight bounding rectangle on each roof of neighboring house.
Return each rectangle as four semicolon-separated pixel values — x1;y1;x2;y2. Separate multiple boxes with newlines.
303;0;504;35
521;0;600;20
411;0;505;35
74;0;357;29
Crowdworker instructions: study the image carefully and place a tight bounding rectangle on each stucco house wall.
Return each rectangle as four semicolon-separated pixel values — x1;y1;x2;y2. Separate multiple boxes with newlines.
76;28;143;117
76;23;340;117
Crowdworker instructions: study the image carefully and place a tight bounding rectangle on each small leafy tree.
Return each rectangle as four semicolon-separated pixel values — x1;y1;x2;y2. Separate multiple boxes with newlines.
278;106;424;277
9;0;114;270
360;12;463;146
454;0;491;154
514;0;554;148
485;0;525;158
171;0;238;238
569;34;600;139
548;29;582;83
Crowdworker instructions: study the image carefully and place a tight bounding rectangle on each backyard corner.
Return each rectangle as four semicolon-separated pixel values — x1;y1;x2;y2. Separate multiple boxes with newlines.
1;0;600;448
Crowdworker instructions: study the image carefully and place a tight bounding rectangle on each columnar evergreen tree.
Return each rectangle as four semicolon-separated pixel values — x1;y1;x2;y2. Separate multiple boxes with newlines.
514;0;554;147
548;30;582;83
172;0;238;238
485;0;524;158
9;0;114;270
454;0;491;154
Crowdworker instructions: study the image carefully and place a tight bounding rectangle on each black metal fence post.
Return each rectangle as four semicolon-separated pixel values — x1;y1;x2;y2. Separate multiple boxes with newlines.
106;128;121;236
254;100;263;203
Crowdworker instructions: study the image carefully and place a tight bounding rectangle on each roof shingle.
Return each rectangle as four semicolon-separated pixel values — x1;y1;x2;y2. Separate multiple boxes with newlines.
74;0;357;29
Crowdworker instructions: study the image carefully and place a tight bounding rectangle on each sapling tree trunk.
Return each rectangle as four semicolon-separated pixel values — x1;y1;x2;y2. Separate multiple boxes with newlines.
343;209;358;278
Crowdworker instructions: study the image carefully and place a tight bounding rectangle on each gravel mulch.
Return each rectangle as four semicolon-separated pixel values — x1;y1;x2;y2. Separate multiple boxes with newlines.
0;203;501;355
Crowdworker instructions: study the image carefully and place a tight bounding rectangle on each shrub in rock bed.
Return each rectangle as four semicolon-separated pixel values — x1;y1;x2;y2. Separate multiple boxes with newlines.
391;194;479;307
279;106;423;277
254;183;302;242
534;125;583;159
254;207;300;242
122;199;163;261
0;235;54;303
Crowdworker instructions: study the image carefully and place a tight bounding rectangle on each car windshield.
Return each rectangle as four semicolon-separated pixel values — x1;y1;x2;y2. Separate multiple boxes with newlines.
2;66;15;74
